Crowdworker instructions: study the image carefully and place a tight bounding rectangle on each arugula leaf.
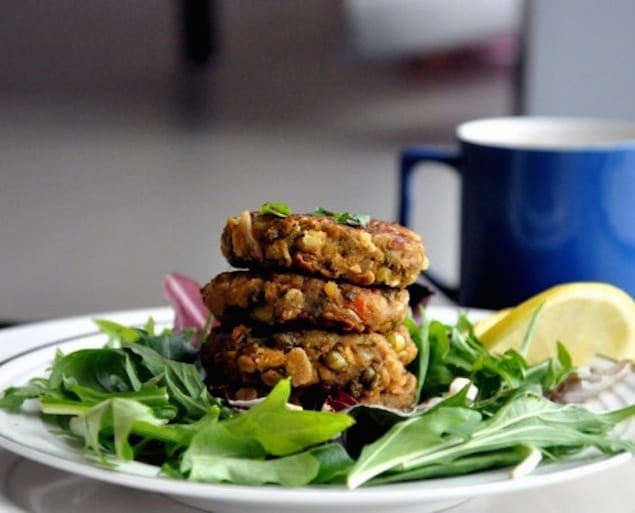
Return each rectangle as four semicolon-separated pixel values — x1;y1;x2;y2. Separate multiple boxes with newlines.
188;444;352;487
57;380;174;413
347;406;482;488
123;342;216;421
184;446;321;486
405;308;431;404
177;380;355;486
94;319;197;363
519;304;543;357
260;201;292;217
347;388;635;488
68;397;170;460
0;379;50;411
138;329;198;362
371;446;531;484
312;207;370;227
93;319;142;345
309;443;355;484
221;379;355;456
47;321;217;423
35;336;215;424
407;311;574;409
48;348;143;394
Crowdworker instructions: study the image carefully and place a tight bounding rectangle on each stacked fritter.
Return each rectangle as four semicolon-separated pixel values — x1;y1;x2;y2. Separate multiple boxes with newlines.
200;209;429;409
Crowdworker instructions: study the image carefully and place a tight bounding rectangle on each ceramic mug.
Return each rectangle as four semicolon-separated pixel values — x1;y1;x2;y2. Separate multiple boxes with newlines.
399;117;635;309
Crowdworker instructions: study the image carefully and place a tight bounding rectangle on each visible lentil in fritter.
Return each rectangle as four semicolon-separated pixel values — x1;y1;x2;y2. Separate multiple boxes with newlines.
202;270;410;333
201;324;418;409
220;211;429;288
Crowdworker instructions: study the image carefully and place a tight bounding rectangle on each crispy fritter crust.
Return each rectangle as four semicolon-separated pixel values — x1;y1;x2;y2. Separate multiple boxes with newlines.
220;211;429;288
201;324;418;409
202;271;410;333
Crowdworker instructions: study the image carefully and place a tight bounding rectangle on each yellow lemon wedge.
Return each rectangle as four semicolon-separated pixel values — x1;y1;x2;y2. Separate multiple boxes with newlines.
473;307;511;336
475;282;635;366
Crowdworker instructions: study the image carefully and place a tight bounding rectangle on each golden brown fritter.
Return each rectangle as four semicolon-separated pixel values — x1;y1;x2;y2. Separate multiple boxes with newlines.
202;271;410;333
201;324;418;409
220;210;429;288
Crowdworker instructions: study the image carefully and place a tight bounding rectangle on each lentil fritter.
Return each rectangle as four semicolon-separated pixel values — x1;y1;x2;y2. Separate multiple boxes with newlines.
202;270;410;333
202;324;418;409
220;210;429;288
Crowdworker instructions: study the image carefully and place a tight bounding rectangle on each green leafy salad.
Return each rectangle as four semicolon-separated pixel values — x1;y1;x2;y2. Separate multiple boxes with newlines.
1;309;634;489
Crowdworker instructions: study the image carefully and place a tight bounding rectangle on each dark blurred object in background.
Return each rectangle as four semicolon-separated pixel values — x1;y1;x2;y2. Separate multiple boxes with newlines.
179;0;216;67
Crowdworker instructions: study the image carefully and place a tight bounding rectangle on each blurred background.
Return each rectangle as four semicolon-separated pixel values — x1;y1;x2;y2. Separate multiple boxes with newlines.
1;0;632;322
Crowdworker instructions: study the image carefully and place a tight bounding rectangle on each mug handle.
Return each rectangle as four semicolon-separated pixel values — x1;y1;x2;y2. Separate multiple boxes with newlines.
399;146;461;302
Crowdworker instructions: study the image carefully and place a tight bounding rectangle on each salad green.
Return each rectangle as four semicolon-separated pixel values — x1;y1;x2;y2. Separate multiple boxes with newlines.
0;310;633;489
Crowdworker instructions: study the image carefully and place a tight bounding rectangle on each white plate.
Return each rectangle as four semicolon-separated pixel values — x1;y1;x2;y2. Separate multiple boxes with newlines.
0;306;633;513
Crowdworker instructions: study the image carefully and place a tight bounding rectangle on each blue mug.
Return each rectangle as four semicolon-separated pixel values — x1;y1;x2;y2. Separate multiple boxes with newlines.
400;117;635;309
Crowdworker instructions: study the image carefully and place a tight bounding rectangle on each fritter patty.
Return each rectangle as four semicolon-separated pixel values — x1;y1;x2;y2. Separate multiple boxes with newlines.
220;210;429;288
202;271;410;333
201;324;418;409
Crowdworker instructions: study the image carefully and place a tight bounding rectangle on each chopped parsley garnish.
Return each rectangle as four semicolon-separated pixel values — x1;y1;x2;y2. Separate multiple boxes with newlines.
259;203;371;228
260;202;292;218
312;208;370;228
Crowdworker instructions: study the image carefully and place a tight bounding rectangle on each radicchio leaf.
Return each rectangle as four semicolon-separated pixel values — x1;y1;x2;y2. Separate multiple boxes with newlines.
163;272;211;347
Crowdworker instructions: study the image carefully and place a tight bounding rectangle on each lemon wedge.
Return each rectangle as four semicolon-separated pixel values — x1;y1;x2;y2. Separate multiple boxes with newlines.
473;307;511;336
475;282;635;366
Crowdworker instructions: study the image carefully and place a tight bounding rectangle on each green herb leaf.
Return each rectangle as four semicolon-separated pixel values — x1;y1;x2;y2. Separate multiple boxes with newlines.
347;389;635;488
405;308;431;404
94;319;197;363
312;207;370;227
309;443;355;484
410;310;574;408
222;379;355;456
181;426;353;486
347;406;482;488
68;397;169;460
122;342;215;421
373;446;531;484
48;348;143;394
0;380;50;411
184;445;321;486
94;319;142;345
177;380;355;486
261;202;292;217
